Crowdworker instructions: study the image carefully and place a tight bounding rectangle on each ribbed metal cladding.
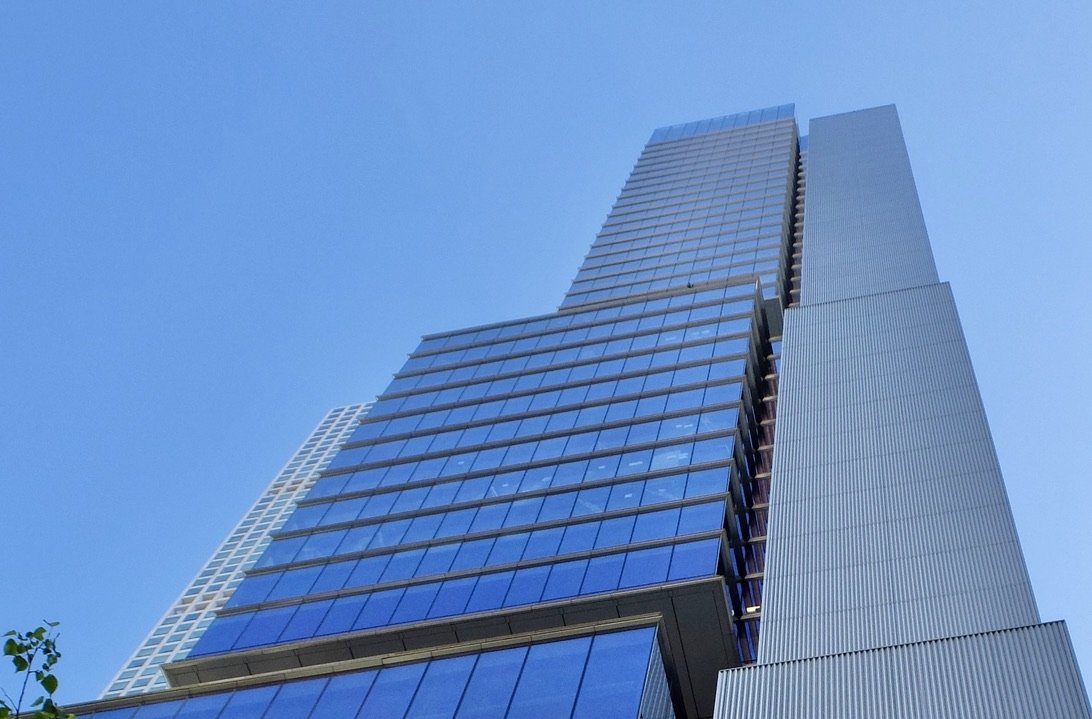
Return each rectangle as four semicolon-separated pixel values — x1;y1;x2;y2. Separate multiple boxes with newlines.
715;621;1092;718
759;282;1038;662
801;105;939;305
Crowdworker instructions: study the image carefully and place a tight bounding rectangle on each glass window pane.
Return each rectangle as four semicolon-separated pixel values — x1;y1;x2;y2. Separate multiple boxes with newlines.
678;501;725;535
580;553;625;594
542;559;588;601
170;692;227;719
522;527;563;560
488;533;529;566
382;549;426;582
217;685;278;718
260;677;327;717
406;654;477;719
669;538;720;580
451;538;494;571
594;516;635;549
507;636;592;717
358;663;427;719
310;560;354;594
632;508;681;542
559;522;599;554
453;646;528;719
278;599;332;642
390;584;440;624
572;628;657;719
266;566;321;602
354;588;404;630
234;606;294;649
503;566;550;607
190;613;251;656
316;594;368;636
428;577;477;619
309;671;375;717
464;571;513;613
619;545;672;588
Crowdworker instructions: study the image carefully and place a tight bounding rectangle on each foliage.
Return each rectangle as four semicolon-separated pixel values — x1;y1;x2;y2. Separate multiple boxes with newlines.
0;623;74;719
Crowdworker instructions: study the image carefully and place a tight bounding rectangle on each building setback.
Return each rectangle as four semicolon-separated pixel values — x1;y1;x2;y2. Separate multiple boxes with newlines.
74;105;1089;718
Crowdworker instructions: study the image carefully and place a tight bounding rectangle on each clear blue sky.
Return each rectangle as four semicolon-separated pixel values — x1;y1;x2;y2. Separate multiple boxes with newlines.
2;2;1089;705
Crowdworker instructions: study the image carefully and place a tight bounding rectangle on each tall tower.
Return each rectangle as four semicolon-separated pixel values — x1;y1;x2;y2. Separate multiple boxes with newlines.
77;106;1088;719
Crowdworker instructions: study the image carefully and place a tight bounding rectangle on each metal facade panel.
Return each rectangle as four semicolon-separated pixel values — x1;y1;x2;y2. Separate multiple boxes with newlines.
802;105;939;304
715;622;1092;718
760;283;1037;662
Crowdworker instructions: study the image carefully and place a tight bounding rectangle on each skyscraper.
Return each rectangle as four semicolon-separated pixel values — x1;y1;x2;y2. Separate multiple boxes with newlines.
73;105;1089;718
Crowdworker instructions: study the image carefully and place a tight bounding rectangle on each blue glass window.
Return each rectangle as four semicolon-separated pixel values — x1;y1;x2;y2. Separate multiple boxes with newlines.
507;636;591;716
260;677;326;716
428;577;476;619
216;685;278;718
406;654;476;719
464;571;513;613
542;559;587;601
234;605;294;649
572;628;657;719
316;594;368;636
503;565;550;606
620;545;672;588
170;693;227;719
279;599;332;642
358;662;427;719
453;646;527;719
581;553;626;594
309;671;376;717
391;584;440;624
354;588;403;630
